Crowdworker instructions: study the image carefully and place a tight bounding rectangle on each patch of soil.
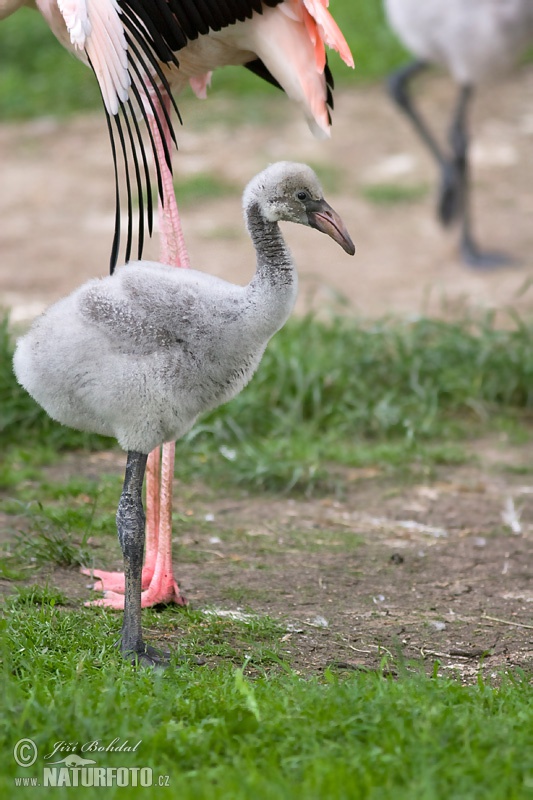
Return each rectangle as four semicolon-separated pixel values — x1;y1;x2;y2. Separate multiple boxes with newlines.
3;447;533;681
179;454;533;680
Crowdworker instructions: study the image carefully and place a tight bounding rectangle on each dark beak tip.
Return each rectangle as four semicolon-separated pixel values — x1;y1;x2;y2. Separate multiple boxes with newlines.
345;239;356;256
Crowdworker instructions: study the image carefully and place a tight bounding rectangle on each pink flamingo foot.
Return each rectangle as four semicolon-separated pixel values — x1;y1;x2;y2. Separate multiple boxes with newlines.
141;576;187;608
85;578;186;610
84;590;127;610
80;566;154;593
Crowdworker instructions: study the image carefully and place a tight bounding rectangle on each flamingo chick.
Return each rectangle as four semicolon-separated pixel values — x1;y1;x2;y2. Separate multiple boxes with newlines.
385;0;533;268
14;162;355;666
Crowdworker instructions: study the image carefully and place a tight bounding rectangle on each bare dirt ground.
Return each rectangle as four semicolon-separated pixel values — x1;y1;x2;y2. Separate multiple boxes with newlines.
8;444;533;681
2;72;533;679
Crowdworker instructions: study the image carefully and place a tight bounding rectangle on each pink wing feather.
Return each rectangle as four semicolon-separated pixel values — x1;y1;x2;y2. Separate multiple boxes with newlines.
303;0;354;67
55;0;129;115
283;0;354;71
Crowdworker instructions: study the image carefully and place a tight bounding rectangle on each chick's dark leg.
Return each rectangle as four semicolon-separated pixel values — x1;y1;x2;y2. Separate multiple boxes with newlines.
118;450;169;666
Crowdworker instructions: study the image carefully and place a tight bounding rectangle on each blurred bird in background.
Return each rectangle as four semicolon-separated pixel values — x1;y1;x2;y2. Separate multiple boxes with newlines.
384;0;533;268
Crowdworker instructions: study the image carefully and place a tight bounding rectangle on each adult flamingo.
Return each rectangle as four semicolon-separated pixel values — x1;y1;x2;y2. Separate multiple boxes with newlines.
3;1;354;608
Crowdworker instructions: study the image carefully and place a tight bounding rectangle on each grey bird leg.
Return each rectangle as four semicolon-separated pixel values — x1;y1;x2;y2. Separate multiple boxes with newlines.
388;60;445;165
118;451;169;667
449;86;513;269
389;63;514;269
388;59;462;224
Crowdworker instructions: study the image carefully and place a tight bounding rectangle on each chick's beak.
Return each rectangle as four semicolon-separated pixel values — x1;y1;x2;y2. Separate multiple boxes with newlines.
307;199;355;255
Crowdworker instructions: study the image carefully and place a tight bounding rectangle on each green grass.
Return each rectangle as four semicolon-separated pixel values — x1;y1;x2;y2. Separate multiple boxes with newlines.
166;310;533;491
6;583;67;607
174;173;237;207
11;508;94;568
2;598;533;798
4;311;533;798
361;183;429;206
0;2;406;120
3;309;533;494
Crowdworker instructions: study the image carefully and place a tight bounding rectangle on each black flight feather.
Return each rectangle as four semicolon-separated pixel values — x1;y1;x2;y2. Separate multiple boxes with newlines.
89;0;305;272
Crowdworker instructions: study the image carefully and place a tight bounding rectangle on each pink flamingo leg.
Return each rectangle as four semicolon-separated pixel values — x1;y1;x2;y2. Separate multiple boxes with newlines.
144;445;161;582
155;106;191;269
84;94;188;609
136;96;188;605
140;441;186;605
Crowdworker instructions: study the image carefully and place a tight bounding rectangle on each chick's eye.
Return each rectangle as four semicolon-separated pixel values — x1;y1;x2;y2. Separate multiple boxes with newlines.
296;190;309;201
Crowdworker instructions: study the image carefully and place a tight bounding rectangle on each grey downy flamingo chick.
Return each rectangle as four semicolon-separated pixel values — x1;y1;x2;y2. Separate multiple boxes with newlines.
384;0;533;268
14;161;355;666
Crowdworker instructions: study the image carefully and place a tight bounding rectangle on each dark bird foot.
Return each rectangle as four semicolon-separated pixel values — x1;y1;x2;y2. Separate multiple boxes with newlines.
122;642;171;670
461;238;517;270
